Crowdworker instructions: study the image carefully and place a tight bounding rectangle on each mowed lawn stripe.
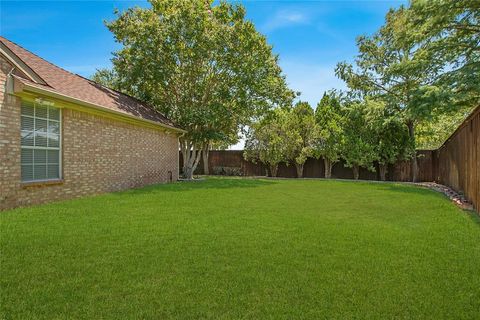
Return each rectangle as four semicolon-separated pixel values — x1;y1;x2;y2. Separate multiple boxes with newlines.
1;178;479;319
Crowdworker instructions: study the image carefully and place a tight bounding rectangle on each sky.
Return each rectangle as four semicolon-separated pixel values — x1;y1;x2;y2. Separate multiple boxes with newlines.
0;0;406;148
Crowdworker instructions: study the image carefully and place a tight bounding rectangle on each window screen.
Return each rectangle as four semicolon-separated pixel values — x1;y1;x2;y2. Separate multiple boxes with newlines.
20;101;61;182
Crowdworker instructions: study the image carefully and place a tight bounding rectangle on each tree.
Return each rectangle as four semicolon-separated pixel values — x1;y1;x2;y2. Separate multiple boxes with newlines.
283;101;317;178
341;101;378;180
93;0;294;179
314;92;344;178
335;6;451;182
364;99;412;181
244;109;291;177
407;0;480;109
406;0;480;150
416;106;475;149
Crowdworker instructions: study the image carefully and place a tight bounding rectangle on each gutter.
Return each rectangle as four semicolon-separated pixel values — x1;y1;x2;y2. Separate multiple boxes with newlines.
16;79;187;134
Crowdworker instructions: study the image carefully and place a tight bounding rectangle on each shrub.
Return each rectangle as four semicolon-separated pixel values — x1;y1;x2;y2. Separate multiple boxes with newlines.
212;166;243;176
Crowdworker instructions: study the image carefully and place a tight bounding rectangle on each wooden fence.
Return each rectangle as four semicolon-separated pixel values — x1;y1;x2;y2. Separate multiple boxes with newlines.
433;106;479;211
181;107;479;211
184;150;435;182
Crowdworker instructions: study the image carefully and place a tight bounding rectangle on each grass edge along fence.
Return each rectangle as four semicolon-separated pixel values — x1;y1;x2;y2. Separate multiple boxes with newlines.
180;106;479;211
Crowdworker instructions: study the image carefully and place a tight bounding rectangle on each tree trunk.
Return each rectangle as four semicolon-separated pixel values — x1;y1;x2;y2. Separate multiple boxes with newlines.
407;120;417;182
202;143;210;175
295;163;304;178
269;164;278;177
352;164;360;180
180;139;202;180
324;158;333;179
180;140;189;176
379;163;387;181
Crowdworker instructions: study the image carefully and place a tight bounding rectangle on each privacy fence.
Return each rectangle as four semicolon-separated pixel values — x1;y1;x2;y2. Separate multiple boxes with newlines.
434;106;479;211
181;106;479;210
186;150;435;181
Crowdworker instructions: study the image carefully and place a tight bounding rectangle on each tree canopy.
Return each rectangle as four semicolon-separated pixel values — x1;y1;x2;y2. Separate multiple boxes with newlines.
283;102;317;178
93;0;294;178
314;92;344;178
244;109;291;177
335;1;479;181
341;100;378;180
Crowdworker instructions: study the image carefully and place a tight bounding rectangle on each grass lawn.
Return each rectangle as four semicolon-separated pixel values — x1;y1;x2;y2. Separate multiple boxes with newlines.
1;178;479;319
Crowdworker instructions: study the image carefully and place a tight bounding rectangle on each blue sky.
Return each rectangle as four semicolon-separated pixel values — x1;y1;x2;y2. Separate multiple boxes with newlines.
1;0;405;148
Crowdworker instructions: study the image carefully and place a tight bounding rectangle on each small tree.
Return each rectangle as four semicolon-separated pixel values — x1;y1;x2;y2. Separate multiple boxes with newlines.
341;101;378;180
283;102;318;178
365;99;412;181
314;92;344;178
244;110;291;177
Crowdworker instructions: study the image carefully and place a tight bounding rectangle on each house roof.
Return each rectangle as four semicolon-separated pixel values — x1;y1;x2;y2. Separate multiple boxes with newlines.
0;36;184;132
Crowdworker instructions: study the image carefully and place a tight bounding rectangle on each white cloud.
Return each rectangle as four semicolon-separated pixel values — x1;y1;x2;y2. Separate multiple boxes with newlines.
262;10;310;32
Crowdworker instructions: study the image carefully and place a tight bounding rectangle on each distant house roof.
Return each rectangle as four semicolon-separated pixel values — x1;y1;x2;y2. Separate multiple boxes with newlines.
0;36;184;133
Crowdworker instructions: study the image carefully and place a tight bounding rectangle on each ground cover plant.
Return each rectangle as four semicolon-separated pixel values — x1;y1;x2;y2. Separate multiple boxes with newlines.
1;178;479;319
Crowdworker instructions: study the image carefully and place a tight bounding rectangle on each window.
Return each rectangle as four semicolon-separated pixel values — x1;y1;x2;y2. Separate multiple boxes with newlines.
20;101;61;182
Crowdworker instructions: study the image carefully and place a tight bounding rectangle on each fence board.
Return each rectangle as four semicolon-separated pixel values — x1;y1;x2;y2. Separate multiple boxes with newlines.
435;106;479;211
182;150;434;182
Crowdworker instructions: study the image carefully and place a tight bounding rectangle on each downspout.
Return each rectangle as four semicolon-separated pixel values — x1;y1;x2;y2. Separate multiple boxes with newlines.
1;67;15;115
5;67;15;94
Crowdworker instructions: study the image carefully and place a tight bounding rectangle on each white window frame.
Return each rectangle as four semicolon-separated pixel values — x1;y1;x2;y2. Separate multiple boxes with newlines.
20;101;62;182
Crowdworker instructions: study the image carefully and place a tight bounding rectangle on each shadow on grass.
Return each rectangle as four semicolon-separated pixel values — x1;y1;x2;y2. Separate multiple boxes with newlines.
115;177;277;196
373;183;436;196
467;211;480;226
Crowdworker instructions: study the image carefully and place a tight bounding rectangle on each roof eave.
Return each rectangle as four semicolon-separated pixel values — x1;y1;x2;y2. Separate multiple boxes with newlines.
0;42;48;85
13;77;187;134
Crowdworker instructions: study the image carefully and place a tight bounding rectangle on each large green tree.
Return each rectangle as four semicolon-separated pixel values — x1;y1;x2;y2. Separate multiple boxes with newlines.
314;92;344;179
336;6;449;181
406;0;479;149
93;0;293;179
336;1;480;181
408;0;479;108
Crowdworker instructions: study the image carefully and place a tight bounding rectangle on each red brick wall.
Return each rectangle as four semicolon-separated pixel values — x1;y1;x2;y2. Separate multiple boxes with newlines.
0;55;179;210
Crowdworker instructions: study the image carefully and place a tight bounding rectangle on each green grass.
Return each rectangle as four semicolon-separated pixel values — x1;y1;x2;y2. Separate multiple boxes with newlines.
1;178;479;319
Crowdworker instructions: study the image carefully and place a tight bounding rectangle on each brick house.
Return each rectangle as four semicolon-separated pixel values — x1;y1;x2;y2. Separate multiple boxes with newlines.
0;37;185;210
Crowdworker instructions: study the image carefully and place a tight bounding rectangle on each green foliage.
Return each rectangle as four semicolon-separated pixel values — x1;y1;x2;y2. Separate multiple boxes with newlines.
341;100;378;175
212;166;243;176
93;0;294;178
244;102;318;177
408;0;480;108
416;106;476;149
243;109;291;176
335;1;479;180
90;68;119;90
284;101;318;171
364;99;413;166
335;6;448;128
314;92;344;164
336;1;479;132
